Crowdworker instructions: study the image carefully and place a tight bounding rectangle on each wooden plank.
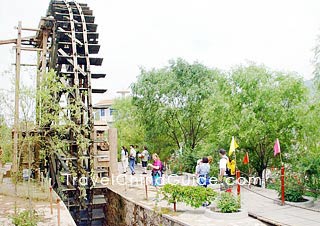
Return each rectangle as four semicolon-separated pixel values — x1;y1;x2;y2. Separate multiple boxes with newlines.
57;55;103;66
54;12;95;23
56;21;97;32
58;42;100;54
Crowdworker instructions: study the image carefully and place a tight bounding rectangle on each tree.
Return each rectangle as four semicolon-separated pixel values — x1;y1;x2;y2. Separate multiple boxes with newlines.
132;59;222;166
0;116;12;164
293;83;320;195
112;97;145;150
211;64;307;178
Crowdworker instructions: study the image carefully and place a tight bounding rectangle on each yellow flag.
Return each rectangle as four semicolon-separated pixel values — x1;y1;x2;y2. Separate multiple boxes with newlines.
228;136;239;156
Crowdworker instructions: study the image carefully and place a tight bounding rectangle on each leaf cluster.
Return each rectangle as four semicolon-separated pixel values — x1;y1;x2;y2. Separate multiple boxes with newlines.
274;172;304;202
216;192;241;213
160;183;217;209
10;209;40;226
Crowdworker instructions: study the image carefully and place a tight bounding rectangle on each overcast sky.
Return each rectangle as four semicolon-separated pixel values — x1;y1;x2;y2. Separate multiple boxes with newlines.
1;0;320;102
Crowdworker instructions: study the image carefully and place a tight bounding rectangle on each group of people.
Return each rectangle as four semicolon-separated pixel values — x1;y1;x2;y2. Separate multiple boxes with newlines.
196;149;236;189
120;145;163;187
120;146;236;190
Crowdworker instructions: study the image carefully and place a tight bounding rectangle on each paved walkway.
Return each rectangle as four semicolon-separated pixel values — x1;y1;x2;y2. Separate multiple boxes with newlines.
241;186;320;226
116;162;320;226
115;163;266;226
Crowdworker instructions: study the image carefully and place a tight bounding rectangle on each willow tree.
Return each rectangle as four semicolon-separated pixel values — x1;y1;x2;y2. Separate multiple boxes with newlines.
132;59;222;165
112;97;145;149
211;64;308;178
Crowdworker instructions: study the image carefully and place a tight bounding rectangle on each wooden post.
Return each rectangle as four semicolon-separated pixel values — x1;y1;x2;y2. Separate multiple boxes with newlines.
13;21;22;174
36;29;48;126
144;176;148;200
281;166;285;205
236;170;240;196
108;128;119;175
57;198;61;226
49;186;53;215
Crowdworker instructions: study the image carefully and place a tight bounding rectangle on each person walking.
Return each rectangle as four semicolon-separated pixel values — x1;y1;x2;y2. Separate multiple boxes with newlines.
196;156;211;206
120;146;128;174
196;157;210;188
129;145;136;175
148;153;162;190
219;149;229;190
141;146;149;174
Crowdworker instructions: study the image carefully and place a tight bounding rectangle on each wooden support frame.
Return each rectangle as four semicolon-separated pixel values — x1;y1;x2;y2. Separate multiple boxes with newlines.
12;21;22;174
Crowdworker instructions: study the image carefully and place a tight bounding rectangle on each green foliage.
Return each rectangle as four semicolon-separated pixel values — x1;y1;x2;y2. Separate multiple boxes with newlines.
113;97;145;150
208;64;307;177
293;94;320;197
275;172;304;202
11;209;40;226
131;61;308;176
179;149;198;173
37;70;91;204
0;117;12;163
110;58;318;191
132;59;222;162
160;184;217;210
217;192;241;213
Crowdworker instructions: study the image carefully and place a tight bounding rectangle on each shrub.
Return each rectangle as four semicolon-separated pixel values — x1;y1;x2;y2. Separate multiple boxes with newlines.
276;173;304;202
11;209;40;226
160;184;217;211
217;192;241;213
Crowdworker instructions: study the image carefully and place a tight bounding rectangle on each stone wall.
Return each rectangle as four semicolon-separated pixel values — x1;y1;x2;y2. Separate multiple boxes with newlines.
105;187;187;226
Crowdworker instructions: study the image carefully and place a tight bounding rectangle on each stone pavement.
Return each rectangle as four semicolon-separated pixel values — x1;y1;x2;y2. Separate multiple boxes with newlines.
240;186;320;226
116;162;320;226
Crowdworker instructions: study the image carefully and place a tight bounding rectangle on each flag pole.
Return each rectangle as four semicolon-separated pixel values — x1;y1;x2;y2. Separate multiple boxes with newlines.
234;148;237;170
233;136;237;170
247;155;251;188
279;152;284;166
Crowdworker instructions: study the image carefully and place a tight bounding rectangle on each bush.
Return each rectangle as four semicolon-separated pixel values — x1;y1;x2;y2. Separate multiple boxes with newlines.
11;209;40;226
179;149;198;173
217;192;241;213
160;184;217;211
276;173;304;202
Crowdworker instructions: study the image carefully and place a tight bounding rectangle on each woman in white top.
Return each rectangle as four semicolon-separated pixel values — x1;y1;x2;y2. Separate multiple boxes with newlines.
141;146;149;174
219;149;229;190
121;146;128;173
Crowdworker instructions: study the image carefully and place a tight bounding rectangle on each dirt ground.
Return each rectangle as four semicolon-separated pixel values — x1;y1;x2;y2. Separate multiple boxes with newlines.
0;178;75;226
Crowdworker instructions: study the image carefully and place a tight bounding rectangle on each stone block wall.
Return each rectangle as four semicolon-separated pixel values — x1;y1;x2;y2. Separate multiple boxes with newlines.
105;187;187;226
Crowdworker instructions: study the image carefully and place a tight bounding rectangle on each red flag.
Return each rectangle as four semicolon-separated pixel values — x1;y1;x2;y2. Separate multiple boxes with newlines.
274;138;281;156
243;152;249;164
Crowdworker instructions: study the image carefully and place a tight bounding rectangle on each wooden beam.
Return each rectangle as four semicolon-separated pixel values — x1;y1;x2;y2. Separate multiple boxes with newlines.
13;21;22;173
40;30;48;77
21;27;40;32
21;47;43;51
12;63;38;67
0;36;37;46
0;38;17;45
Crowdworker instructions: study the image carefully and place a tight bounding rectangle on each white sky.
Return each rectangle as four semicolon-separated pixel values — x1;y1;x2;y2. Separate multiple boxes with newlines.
1;0;320;102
